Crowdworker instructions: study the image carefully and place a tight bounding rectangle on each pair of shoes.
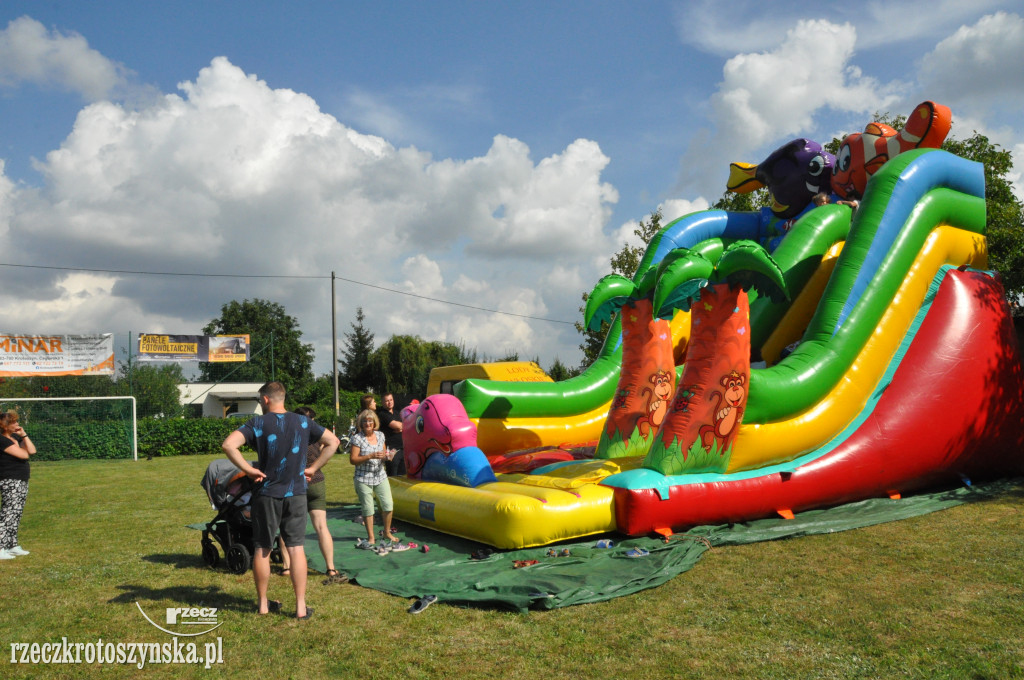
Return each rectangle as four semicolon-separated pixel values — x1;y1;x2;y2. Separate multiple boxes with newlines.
546;548;571;557
256;600;282;614
469;548;493;560
296;606;314;621
390;542;412;552
0;549;15;560
7;546;28;556
408;594;437;614
513;559;539;568
625;547;650;558
354;538;374;550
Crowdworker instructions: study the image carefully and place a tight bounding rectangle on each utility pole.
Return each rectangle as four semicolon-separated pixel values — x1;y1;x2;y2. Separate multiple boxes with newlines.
332;271;339;418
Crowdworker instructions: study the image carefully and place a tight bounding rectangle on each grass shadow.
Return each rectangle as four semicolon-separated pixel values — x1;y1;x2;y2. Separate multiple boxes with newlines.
142;552;208;570
109;584;252;613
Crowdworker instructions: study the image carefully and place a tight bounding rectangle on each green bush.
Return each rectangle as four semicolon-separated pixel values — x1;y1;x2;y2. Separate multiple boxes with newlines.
29;402;368;461
33;422;137;461
139;418;240;458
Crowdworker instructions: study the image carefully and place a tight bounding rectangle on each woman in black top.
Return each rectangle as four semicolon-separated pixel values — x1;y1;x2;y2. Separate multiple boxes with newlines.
0;410;35;559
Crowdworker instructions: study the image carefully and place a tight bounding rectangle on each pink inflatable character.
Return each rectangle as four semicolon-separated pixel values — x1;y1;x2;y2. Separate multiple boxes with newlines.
400;394;479;479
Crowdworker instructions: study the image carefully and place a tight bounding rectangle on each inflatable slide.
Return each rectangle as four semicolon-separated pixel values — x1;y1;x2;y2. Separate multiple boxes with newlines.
391;111;1024;549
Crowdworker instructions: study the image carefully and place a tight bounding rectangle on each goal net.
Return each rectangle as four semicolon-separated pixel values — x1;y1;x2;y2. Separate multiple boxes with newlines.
0;396;138;461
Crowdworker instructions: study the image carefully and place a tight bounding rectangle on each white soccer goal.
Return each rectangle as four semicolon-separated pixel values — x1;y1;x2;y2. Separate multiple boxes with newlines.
0;396;138;461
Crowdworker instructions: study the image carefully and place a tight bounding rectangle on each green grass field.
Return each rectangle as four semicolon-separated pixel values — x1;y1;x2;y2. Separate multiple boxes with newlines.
2;455;1023;679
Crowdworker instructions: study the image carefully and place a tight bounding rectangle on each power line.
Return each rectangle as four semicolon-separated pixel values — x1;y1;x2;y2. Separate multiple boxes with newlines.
0;261;576;325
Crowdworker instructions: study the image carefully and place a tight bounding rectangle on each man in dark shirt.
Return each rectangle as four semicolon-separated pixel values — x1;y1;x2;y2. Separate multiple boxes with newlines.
376;392;405;476
223;381;340;619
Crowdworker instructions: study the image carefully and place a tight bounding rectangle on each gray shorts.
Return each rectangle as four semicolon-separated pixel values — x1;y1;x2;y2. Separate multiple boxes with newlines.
252;494;307;549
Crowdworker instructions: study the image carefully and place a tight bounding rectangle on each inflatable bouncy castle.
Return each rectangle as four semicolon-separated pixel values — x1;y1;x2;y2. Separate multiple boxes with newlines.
390;102;1024;548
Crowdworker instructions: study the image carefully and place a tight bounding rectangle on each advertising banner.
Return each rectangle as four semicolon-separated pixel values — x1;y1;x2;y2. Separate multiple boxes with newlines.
0;334;115;376
136;334;250;363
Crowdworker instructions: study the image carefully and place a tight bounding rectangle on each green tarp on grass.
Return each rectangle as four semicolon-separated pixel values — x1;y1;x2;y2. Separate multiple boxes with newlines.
300;478;1020;613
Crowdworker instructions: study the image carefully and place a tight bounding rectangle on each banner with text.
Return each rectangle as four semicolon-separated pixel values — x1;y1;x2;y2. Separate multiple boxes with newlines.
137;334;250;363
0;334;115;376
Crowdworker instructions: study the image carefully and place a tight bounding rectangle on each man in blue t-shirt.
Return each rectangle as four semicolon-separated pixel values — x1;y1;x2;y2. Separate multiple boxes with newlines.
223;381;340;620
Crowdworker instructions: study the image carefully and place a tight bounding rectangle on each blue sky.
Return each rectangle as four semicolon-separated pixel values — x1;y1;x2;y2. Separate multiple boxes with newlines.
1;1;1022;376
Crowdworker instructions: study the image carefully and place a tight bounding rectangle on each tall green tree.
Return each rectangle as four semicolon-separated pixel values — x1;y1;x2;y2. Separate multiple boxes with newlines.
575;209;664;368
118;363;185;418
199;299;314;393
941;132;1024;314
547;357;580;381
368;335;477;400
339;307;375;392
711;186;772;212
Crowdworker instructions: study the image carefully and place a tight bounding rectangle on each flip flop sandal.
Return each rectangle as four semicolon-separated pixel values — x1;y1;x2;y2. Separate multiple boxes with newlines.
408;595;437;614
625;547;650;558
354;538;374;550
296;607;314;621
281;568;291;576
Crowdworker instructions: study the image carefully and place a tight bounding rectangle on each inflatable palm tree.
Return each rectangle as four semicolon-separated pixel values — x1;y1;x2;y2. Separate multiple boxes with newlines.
585;240;786;463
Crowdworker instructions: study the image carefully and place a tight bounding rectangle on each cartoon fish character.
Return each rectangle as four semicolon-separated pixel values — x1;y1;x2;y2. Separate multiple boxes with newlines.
400;394;495;486
831;101;952;200
727;138;835;219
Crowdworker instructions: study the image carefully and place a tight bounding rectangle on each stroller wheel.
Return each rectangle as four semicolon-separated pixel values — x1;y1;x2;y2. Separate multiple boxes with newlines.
201;539;220;568
226;544;252;574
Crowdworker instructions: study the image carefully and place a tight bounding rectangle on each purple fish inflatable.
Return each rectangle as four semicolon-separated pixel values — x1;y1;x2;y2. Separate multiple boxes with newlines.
727;138;835;219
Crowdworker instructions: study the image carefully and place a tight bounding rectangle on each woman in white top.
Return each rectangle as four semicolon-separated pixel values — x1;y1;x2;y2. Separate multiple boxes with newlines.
349;409;397;548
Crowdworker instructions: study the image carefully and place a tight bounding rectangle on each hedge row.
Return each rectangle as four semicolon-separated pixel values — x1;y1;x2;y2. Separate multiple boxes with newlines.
30;418;241;460
29;404;373;461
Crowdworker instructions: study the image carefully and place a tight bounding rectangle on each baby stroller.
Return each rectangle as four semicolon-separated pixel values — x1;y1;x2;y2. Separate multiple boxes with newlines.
199;459;281;574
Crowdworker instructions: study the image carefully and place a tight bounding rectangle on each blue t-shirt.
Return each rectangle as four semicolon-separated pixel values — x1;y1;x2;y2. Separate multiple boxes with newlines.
238;412;326;498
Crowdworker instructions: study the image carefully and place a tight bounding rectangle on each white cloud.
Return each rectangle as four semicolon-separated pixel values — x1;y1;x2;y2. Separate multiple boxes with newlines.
675;19;898;199
0;16;129;101
919;12;1024;111
1;57;617;371
660;198;710;224
853;0;1014;49
673;0;1014;54
713;20;895;149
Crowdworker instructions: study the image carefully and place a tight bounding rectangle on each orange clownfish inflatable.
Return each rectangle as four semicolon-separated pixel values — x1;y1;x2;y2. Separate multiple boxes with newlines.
831;101;952;200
